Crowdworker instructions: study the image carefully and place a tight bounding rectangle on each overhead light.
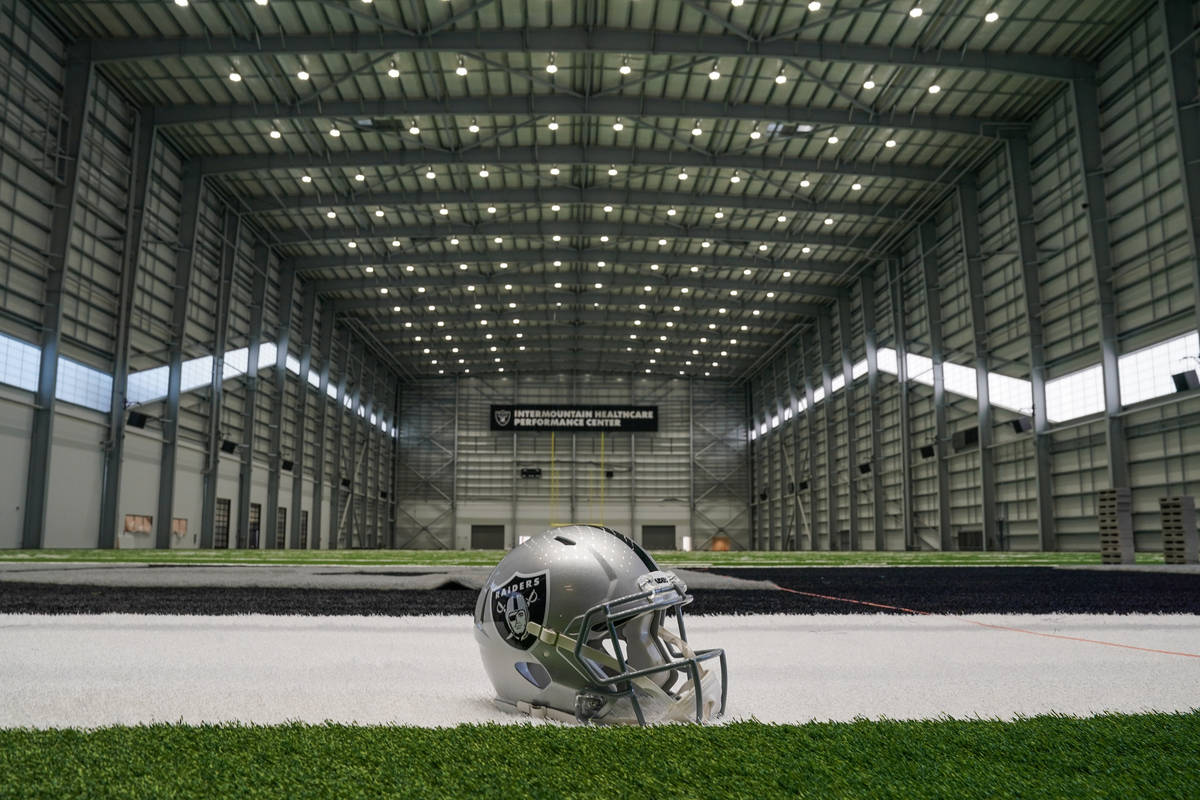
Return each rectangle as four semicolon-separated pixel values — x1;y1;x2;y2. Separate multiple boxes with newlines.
651;264;660;270
551;204;561;212
300;175;312;184
479;166;489;177
619;57;632;75
910;6;923;18
667;208;677;217
326;210;336;219
499;262;508;269
758;244;768;251
824;217;834;225
613;118;624;132
493;236;503;243
689;266;699;273
701;241;711;248
595;282;604;289
729;290;738;297
928;84;941;94
468;119;480;133
450;237;460;244
775;68;787;85
408;121;420;135
174;0;188;6
597;260;606;267
807;0;821;8
268;129;281;139
708;61;721;81
387;61;400;79
729;172;741;184
545;54;558;74
852;182;863;191
777;215;787;223
644;286;652;292
550;165;561;176
487;206;497;214
749;124;761;140
714;210;724;219
863;79;876;90
600;235;609;242
554;282;562;289
375;209;385;217
552;234;562;242
731;0;744;6
365;266;375;273
347;241;357;249
608;165;618;176
827;135;839;144
885;139;897;148
329;127;341;137
691;121;703;136
801;246;811;254
425;166;436;179
677;170;689;181
985;11;999;22
548;117;559;131
354;173;365;182
439;205;449;215
603;204;614;213
658;238;668;246
296;70;310;80
800;179;811;187
392;305;400;312
228;70;242;82
455;57;468;77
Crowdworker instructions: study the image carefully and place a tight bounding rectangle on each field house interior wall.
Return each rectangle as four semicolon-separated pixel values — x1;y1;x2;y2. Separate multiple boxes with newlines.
745;3;1200;553
0;0;401;550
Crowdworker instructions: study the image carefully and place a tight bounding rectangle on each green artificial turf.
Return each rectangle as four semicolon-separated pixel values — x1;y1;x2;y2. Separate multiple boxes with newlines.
0;713;1195;799
0;548;1165;568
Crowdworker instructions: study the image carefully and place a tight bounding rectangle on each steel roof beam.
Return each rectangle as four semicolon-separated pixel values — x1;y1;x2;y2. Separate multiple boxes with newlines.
309;270;841;299
286;248;865;277
198;145;946;183
272;220;867;249
372;321;781;343
75;29;1093;80
151;96;1026;138
244;186;905;220
376;326;778;346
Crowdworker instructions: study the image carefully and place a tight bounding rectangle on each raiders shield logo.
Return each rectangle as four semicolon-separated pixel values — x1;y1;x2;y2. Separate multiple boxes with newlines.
494;409;512;428
489;570;548;649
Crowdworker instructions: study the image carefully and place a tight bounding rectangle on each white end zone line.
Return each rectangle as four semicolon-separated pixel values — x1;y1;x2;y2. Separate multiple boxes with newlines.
0;613;1197;729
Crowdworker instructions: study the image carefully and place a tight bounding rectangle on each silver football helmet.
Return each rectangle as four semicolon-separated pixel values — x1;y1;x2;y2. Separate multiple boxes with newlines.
474;524;727;725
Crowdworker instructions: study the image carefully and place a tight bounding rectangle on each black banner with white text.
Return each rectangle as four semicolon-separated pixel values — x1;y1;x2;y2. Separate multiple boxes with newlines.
490;405;658;432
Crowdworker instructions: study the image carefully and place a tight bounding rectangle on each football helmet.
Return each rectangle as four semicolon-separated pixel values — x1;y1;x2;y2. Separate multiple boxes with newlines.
474;524;727;725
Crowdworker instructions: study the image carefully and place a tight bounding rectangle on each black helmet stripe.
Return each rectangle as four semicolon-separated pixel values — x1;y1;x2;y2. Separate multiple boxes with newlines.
595;525;658;572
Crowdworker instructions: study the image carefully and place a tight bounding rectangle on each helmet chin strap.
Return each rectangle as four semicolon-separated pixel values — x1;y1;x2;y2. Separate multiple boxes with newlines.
524;620;718;724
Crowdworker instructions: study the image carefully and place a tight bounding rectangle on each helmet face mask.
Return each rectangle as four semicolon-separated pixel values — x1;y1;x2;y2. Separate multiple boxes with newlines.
474;525;727;725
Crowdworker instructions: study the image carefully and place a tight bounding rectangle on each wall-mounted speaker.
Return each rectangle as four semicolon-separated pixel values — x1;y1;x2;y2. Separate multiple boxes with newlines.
919;444;936;459
1172;371;1200;392
605;469;614;479
220;439;238;454
1011;417;1034;434
520;467;542;479
796;480;809;491
758;491;768;501
281;459;294;472
340;478;351;488
858;463;872;474
379;491;388;500
952;427;979;451
127;411;148;429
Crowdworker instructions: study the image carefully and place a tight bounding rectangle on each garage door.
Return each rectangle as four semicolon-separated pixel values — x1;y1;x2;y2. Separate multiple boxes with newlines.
471;525;505;549
641;525;677;550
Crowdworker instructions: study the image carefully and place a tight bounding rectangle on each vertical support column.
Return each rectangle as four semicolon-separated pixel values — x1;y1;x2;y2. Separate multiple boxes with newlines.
1072;78;1129;490
766;365;779;550
888;257;915;550
289;286;316;549
773;362;790;551
959;177;998;550
838;294;859;550
783;343;800;550
310;309;333;550
860;274;886;550
629;377;637;540
200;210;239;549
24;58;93;547
237;246;268;549
801;339;817;550
919;222;952;550
818;314;836;549
99;113;154;549
450;374;460;550
1159;0;1200;331
328;330;351;550
389;382;401;548
1006;136;1056;550
687;377;695;546
155;161;204;550
743;383;756;549
264;266;296;549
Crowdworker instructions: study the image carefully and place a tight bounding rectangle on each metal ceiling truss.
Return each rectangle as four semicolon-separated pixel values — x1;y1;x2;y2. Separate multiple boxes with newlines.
285;247;868;277
309;270;841;300
270;220;870;250
375;325;779;346
242;186;905;220
75;29;1094;80
196;145;948;182
150;96;1028;139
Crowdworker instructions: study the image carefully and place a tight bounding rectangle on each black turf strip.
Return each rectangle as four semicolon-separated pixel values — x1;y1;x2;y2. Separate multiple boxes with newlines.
2;567;1199;616
706;567;1200;615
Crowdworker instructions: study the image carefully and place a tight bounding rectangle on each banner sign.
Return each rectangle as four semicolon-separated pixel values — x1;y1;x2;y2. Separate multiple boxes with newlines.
490;404;658;432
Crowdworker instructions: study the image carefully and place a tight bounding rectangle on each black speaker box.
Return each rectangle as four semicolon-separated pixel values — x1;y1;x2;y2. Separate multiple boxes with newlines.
127;411;148;429
920;444;935;459
1172;371;1200;392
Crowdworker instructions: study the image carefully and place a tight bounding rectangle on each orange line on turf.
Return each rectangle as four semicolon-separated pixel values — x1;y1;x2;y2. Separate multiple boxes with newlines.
775;585;1200;659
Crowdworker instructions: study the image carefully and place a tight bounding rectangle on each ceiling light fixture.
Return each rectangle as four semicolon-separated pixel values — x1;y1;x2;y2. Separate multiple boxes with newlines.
851;182;863;191
667;208;677;216
354;173;365;182
269;129;281;139
613;118;624;131
439;205;449;215
479;166;489;177
228;70;242;82
608;165;618;176
775;67;787;85
714;209;724;219
910;5;923;18
425;166;436;179
691;120;703;136
326;210;336;219
885;139;897;148
730;172;741;184
708;61;721;80
551;204;561;211
455;57;468;77
329;127;340;137
985;11;999;22
827;135;839;144
619;57;632;75
749;124;762;140
548;117;559;131
800;179;811;188
928;84;941;94
487;206;497;214
677;170;689;181
545;54;558;74
550;165;561;176
408;120;420;135
375;209;385;217
387;61;400;79
863;78;876;90
300;175;312;184
296;70;310;80
807;0;821;9
468;119;480;133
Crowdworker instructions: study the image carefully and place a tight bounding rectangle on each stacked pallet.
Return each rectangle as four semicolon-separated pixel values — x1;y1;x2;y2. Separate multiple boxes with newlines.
1098;488;1134;565
1160;497;1199;565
